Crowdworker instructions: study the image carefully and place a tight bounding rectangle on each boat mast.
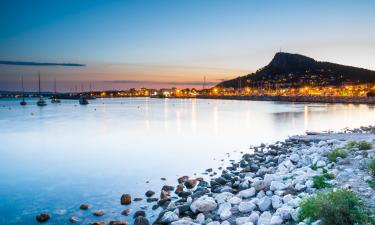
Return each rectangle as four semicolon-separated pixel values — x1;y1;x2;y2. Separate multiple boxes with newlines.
38;72;42;99
21;76;25;102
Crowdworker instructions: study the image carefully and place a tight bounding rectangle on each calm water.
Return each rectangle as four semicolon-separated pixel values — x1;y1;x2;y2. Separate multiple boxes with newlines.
0;97;374;224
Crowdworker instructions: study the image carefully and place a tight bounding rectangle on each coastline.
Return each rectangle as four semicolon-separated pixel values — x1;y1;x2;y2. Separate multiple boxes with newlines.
182;95;375;104
35;126;375;225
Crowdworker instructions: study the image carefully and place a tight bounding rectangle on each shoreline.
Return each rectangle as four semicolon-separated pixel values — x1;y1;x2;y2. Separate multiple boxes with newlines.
192;95;375;104
34;126;375;225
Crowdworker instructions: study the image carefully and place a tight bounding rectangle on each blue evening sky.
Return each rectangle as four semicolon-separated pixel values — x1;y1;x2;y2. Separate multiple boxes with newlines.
0;0;375;90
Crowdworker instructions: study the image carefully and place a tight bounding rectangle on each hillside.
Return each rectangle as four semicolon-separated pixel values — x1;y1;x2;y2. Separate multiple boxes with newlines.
217;52;375;89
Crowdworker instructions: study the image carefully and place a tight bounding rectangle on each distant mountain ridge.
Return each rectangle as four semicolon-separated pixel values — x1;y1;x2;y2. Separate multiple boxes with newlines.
217;52;375;88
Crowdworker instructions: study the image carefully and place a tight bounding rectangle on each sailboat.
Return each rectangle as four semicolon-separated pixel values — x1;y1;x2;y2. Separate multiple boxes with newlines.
79;83;89;105
20;76;27;106
51;78;61;103
36;72;47;106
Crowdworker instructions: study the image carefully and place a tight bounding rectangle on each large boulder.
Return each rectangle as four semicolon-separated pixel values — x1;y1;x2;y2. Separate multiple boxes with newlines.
190;196;217;213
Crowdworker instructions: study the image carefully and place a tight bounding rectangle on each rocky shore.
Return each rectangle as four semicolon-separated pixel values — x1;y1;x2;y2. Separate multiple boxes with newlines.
36;126;375;225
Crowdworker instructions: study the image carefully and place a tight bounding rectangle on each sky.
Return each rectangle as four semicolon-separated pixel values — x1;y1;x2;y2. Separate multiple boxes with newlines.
0;0;375;91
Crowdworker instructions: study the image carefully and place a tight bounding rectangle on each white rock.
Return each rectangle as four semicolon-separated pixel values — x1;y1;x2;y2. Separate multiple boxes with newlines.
256;190;265;198
191;196;217;213
270;215;283;225
290;154;300;163
187;197;192;204
215;192;234;204
270;181;287;191
295;183;306;191
160;211;179;223
238;188;256;198
236;217;251;225
249;212;259;224
221;221;231;225
316;160;326;167
242;223;254;225
282;194;294;204
228;196;242;205
257;196;271;211
207;222;221;225
218;202;232;214
220;209;232;220
275;205;293;220
257;211;272;225
195;213;205;224
171;218;199;225
271;195;282;209
238;201;256;213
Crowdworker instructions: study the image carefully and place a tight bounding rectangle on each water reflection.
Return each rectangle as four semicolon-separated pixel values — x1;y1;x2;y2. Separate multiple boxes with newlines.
0;98;374;225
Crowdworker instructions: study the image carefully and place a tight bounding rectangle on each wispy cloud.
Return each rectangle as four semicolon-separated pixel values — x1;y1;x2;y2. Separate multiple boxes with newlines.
0;61;85;67
105;80;218;86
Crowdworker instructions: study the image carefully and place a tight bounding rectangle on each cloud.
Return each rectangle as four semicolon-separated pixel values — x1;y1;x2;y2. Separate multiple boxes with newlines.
105;80;218;86
0;61;85;67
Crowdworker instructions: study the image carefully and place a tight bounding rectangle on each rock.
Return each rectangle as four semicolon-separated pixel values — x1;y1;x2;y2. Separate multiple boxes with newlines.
178;176;189;183
311;220;321;225
218;202;232;214
238;187;256;198
122;208;131;216
207;222;221;225
191;196;217;213
290;153;300;163
238;201;256;213
175;185;184;193
91;222;105;225
214;192;234;204
221;221;231;225
253;180;268;191
134;197;143;201
134;216;150;225
133;210;146;218
121;194;132;205
220;209;232;220
228;196;242;205
145;190;155;197
275;205;293;220
147;197;158;202
69;217;79;223
195;213;205;224
271;195;282;209
109;221;128;225
249;212;259;224
36;214;50;223
93;210;105;216
162;185;175;192
257;196;271;211
160;211;179;223
316;160;326;167
80;203;89;210
236;217;251;225
257;211;272;225
185;179;198;189
270;181;287;191
295;183;306;191
270;215;283;225
171;219;200;225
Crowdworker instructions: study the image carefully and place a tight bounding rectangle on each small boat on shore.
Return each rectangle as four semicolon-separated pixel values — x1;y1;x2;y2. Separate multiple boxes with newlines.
20;76;27;106
36;72;47;107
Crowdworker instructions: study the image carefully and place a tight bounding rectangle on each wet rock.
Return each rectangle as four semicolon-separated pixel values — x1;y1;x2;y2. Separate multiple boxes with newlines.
134;198;143;201
185;179;198;189
152;205;159;210
178;176;189;183
69;216;79;223
109;221;128;225
175;185;184;193
145;190;155;197
80;203;89;210
162;185;175;192
121;194;132;205
91;222;105;225
215;177;228;185
190;196;217;213
147;197;159;202
160;211;179;223
36;214;50;223
122;208;131;216
93;210;105;216
178;191;192;198
133;210;146;218
134;216;149;225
